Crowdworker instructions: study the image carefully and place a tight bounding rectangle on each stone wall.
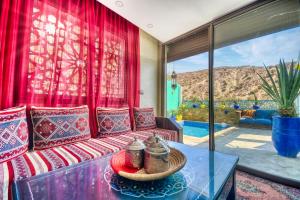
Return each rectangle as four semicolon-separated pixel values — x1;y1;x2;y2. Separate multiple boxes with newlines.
182;108;240;125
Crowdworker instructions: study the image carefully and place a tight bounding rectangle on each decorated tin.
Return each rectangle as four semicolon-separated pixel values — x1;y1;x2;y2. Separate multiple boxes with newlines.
125;137;145;169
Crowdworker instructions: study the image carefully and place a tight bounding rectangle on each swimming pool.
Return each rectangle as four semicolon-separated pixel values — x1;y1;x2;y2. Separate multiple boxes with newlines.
178;120;229;138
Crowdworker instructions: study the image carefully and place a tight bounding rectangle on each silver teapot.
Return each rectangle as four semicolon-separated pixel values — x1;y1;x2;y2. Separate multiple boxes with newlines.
125;137;145;169
144;135;170;174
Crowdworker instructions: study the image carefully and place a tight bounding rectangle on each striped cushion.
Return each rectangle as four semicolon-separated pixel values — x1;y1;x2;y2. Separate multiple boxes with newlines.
0;128;178;200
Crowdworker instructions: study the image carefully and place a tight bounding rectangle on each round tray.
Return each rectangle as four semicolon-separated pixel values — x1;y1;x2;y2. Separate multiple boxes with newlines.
110;148;187;181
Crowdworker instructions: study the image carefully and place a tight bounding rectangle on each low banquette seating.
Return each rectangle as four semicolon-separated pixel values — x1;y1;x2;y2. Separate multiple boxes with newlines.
238;109;277;129
0;106;182;200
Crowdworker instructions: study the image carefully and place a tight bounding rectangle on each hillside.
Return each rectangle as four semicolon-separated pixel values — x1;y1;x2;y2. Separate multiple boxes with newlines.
176;66;277;101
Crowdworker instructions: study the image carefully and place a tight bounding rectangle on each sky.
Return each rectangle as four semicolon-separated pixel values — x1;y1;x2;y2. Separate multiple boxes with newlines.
167;26;300;74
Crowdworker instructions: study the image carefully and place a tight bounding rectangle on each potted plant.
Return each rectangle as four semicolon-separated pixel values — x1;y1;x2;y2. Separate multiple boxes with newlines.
199;100;207;109
233;100;240;110
176;104;186;121
251;92;260;110
219;101;229;114
258;60;300;158
169;110;177;121
191;96;200;108
219;101;226;110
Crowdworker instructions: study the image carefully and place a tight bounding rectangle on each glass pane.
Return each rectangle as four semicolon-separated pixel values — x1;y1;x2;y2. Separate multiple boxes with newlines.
166;52;210;145
212;0;300;182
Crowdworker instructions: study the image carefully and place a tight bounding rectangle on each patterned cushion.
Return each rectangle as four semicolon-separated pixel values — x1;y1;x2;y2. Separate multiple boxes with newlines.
241;110;256;118
96;108;132;137
0;106;28;163
31;106;91;150
133;107;156;131
132;129;178;142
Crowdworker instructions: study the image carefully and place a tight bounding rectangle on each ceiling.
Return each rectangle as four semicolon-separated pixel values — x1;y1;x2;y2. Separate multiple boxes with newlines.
97;0;256;43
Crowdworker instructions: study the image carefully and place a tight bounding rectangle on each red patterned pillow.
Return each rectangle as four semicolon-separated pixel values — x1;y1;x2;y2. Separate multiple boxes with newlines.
133;107;156;131
0;106;29;163
96;108;132;137
31;105;91;150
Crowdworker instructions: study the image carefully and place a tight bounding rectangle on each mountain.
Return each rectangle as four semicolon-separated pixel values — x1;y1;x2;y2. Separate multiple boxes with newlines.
176;66;277;101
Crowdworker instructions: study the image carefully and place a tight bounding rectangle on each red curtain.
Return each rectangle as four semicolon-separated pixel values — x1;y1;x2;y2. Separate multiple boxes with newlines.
0;0;140;137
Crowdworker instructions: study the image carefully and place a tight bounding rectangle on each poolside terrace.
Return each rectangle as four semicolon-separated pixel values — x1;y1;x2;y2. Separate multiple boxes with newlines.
184;127;300;183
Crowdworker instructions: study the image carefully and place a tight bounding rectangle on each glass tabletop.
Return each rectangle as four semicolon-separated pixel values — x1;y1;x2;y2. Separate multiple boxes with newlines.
13;142;238;200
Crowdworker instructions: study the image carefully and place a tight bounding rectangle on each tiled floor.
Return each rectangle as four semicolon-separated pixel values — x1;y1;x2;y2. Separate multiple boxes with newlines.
184;127;300;182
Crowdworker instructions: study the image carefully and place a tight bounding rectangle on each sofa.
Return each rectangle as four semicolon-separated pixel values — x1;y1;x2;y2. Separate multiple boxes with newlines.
239;109;277;129
0;106;182;200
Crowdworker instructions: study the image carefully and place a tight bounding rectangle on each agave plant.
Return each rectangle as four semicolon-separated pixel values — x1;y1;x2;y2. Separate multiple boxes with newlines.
257;60;300;117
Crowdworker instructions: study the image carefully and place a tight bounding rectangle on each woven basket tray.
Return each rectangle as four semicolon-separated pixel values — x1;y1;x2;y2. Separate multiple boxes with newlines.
110;148;187;181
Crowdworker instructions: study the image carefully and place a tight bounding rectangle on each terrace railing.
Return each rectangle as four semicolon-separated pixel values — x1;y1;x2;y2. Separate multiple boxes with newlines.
183;100;278;110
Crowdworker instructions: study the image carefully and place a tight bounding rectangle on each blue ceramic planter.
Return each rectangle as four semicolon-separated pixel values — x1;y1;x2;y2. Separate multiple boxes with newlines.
192;103;199;108
272;116;300;158
170;116;176;121
233;105;240;110
252;105;260;110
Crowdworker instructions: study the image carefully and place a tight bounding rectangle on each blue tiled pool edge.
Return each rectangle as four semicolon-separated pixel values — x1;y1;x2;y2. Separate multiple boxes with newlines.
177;120;229;138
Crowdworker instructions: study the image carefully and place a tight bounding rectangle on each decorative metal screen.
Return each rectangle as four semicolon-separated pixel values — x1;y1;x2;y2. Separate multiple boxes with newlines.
28;1;125;99
101;34;125;98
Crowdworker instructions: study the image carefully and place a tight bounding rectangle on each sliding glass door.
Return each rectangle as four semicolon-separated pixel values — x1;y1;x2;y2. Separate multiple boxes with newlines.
213;0;300;181
164;0;300;182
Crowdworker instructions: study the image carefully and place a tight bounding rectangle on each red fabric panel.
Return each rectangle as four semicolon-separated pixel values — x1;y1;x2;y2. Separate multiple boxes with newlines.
0;0;33;108
0;0;140;139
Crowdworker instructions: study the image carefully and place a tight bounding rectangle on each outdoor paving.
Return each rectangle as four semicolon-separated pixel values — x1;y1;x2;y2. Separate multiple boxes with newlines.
183;127;300;182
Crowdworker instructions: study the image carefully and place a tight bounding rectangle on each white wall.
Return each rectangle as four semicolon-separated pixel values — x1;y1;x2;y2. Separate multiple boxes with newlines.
139;30;161;115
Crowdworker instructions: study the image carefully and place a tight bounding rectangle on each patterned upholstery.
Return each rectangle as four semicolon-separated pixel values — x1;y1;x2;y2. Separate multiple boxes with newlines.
96;108;131;137
133;107;156;131
241;110;256;118
31;106;91;150
0;106;29;164
0;138;119;200
148;128;178;142
0;128;178;199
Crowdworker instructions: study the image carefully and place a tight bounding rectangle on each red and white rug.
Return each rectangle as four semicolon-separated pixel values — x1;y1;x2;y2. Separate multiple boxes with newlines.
236;171;300;200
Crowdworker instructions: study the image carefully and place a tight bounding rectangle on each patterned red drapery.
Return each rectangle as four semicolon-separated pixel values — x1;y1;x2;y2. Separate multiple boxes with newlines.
0;0;140;138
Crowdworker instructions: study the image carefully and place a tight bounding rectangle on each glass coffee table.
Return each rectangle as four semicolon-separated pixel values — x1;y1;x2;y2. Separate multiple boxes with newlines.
13;142;238;200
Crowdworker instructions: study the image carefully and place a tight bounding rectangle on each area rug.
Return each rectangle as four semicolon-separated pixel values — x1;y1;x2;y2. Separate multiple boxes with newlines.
236;171;300;200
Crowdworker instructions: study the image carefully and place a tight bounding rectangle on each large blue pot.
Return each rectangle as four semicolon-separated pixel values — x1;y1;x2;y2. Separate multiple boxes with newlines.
272;116;300;158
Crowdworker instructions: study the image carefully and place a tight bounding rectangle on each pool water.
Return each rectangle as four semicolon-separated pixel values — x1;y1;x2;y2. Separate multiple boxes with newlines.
178;121;229;138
